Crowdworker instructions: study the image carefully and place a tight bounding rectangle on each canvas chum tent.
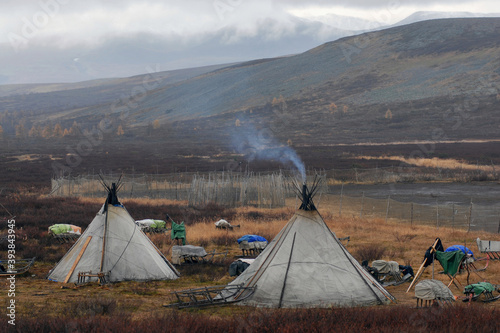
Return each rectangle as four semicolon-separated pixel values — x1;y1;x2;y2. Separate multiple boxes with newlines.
47;182;179;283
222;182;395;308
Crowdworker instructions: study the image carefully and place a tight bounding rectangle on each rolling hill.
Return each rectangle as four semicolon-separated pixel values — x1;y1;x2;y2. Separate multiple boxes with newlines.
1;17;500;148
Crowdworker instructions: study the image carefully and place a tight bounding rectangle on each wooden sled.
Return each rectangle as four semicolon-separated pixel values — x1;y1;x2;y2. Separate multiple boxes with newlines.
339;236;350;247
77;270;110;285
365;260;413;287
463;283;500;303
416;298;454;308
164;284;256;309
463;292;500;303
216;224;240;230
380;272;413;287
179;250;228;265
50;232;80;243
0;257;36;275
474;238;500;271
141;227;170;234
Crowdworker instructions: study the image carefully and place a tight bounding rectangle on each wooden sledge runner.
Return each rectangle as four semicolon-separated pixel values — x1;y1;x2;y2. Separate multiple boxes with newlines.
463;282;500;303
0;257;36;275
474;238;500;271
164;284;256;309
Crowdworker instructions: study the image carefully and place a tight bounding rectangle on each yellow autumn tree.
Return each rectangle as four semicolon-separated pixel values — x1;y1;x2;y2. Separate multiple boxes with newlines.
153;119;160;130
53;123;64;138
41;125;52;138
116;125;124;136
28;125;35;137
15;123;26;138
329;102;338;113
271;97;279;108
279;95;287;111
68;121;80;136
272;95;287;111
385;109;393;120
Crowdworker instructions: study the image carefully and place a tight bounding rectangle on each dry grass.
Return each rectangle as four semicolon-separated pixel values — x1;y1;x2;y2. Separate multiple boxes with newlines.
7;195;500;331
357;155;497;172
78;197;188;206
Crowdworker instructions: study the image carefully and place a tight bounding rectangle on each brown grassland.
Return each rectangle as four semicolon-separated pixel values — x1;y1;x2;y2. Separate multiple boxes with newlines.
1;194;500;332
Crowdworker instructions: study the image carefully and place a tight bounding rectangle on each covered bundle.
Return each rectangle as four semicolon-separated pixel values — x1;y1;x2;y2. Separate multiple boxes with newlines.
415;279;455;302
48;224;81;236
135;219;167;230
237;235;268;252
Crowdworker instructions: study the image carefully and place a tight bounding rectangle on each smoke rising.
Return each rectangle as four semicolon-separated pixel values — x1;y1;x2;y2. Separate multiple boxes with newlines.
231;123;306;181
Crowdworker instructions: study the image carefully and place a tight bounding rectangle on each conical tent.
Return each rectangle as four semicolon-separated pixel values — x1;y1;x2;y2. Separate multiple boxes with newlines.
47;183;179;283
224;183;394;308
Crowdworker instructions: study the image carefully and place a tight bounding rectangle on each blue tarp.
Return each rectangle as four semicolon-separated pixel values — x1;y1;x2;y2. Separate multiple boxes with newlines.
445;245;474;258
237;235;267;244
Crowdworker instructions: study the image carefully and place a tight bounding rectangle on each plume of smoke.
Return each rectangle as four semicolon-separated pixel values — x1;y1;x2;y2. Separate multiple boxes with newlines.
231;124;306;182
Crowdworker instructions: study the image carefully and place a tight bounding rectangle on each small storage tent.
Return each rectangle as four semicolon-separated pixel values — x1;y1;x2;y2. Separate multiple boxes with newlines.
47;182;179;283
223;182;394;308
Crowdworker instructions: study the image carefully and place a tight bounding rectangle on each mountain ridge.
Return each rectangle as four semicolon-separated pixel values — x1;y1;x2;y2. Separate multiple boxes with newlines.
2;11;498;85
1;17;499;147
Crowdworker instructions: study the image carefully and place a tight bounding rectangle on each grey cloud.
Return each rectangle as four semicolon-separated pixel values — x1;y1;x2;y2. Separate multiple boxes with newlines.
274;0;474;8
1;0;499;83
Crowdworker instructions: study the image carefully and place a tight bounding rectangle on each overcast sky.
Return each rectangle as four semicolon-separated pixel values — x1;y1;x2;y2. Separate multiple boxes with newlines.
1;0;499;84
2;0;499;48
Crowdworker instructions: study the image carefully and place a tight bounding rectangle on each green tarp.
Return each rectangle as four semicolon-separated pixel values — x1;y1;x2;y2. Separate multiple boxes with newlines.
435;250;465;276
49;224;80;235
151;220;166;229
464;282;495;296
171;221;186;245
49;224;73;235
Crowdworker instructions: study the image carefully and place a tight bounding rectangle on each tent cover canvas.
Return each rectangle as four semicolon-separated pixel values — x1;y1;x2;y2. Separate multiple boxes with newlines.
415;279;454;301
47;184;179;283
224;205;394;308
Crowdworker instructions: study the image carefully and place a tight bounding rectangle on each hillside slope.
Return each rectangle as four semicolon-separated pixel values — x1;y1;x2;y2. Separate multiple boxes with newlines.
1;18;500;146
138;18;500;122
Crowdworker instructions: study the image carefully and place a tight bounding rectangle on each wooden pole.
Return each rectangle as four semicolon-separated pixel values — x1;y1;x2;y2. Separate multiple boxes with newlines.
360;191;364;218
278;232;296;308
100;201;109;273
432;254;435;279
410;203;414;226
64;236;92;283
452;203;455;229
406;239;440;292
385;195;390;223
468;198;473;232
436;199;439;229
339;182;344;217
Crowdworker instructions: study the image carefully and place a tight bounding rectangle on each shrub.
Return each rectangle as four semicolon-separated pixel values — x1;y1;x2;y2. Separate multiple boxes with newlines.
15;305;500;332
353;244;387;262
68;297;117;317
